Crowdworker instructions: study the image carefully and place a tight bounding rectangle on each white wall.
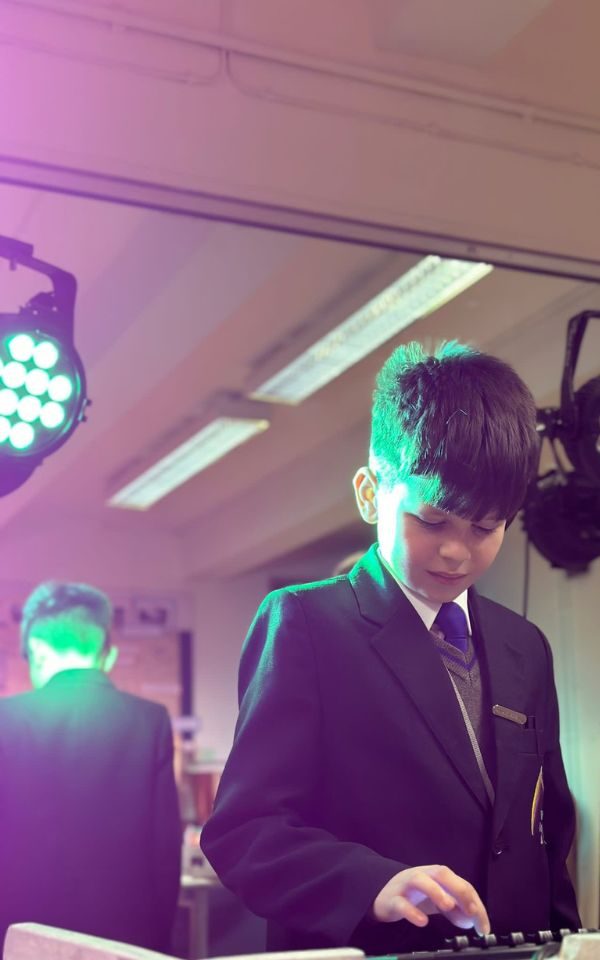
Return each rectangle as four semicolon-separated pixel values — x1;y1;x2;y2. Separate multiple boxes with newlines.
191;540;366;760
0;520;186;593
192;570;270;762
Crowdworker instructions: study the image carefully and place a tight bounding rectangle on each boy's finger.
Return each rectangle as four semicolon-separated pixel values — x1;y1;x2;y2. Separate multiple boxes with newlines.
462;896;490;936
473;911;491;937
390;895;429;927
430;870;490;935
408;874;456;913
447;904;491;936
437;876;486;917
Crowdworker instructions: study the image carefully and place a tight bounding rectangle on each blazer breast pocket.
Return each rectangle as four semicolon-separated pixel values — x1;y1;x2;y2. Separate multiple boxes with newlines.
516;726;541;756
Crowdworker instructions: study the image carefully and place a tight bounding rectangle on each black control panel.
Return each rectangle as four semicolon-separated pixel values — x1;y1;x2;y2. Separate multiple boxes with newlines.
371;929;599;960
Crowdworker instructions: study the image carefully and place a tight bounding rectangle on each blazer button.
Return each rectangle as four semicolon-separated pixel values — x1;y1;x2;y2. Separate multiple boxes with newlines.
492;839;504;857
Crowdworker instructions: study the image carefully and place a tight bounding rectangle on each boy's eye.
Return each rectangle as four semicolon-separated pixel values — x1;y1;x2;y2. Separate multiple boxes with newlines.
473;524;495;535
415;515;444;528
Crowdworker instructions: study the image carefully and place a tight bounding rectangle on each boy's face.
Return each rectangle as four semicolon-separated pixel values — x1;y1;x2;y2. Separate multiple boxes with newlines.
354;470;506;603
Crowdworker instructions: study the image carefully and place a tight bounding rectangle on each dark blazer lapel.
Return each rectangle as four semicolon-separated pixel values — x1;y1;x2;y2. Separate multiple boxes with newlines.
350;547;489;811
469;589;530;836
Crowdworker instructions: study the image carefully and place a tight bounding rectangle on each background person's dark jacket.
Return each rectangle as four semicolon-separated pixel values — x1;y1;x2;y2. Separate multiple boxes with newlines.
0;669;181;951
201;545;580;955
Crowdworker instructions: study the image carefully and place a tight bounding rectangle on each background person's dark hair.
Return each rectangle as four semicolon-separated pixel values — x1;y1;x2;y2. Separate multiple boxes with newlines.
369;340;540;525
20;581;113;659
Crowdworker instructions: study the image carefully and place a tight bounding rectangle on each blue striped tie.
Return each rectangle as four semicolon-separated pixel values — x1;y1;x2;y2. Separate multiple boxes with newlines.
435;602;469;654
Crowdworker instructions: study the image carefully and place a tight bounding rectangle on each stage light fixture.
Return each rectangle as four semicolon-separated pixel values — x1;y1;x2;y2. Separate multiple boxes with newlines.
522;310;600;573
0;236;88;496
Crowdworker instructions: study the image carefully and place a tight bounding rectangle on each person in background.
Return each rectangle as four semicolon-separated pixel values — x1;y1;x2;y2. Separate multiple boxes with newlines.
0;581;181;952
201;340;580;955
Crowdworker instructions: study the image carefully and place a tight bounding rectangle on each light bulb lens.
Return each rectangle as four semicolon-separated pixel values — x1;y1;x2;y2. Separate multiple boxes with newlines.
0;389;19;416
48;374;73;403
40;401;65;429
33;341;59;370
25;369;50;396
18;396;42;423
2;361;27;389
10;421;35;450
8;334;35;362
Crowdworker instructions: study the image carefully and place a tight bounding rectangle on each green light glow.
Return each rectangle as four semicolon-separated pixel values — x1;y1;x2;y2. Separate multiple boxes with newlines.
40;401;65;429
0;330;85;460
0;389;19;416
33;340;59;370
8;334;35;362
2;361;27;389
28;618;112;688
18;395;42;422
48;374;73;403
25;368;49;396
10;421;35;449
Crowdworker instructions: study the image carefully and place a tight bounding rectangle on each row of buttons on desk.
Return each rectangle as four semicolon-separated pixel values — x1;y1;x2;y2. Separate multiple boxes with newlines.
445;929;599;950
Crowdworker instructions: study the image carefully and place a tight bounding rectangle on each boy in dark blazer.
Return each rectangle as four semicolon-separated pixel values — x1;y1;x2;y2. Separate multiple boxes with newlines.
201;341;580;954
0;581;181;952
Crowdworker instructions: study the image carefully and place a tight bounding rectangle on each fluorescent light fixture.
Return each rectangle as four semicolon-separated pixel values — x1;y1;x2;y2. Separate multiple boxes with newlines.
250;255;493;405
108;416;269;510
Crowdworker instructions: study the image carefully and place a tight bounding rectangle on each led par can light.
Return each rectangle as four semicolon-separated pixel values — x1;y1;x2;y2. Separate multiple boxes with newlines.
0;328;86;458
0;235;89;495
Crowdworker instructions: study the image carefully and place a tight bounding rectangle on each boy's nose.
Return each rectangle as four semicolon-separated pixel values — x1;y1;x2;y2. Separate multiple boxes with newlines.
438;539;471;564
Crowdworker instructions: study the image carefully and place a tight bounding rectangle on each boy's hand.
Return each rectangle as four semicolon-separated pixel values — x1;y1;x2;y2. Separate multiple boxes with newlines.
372;865;490;935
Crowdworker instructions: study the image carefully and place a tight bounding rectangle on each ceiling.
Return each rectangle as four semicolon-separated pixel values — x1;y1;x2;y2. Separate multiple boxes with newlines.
36;0;600;118
0;181;598;586
1;0;599;589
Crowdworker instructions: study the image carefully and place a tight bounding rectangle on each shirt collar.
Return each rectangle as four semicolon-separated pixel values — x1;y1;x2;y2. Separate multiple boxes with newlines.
43;668;112;687
377;548;471;633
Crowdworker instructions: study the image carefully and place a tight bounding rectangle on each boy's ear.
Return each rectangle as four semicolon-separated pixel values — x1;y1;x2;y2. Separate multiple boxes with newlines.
27;635;49;661
352;467;378;525
102;645;118;673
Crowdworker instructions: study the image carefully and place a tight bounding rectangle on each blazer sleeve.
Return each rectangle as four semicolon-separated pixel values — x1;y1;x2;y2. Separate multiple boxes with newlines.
201;589;403;945
151;709;182;950
539;632;581;930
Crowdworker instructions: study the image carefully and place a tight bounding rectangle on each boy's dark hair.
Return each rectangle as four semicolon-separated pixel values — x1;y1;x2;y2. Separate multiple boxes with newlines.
369;340;540;523
20;581;113;659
